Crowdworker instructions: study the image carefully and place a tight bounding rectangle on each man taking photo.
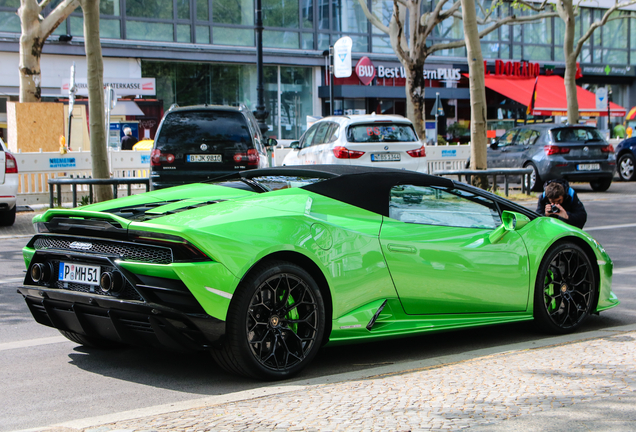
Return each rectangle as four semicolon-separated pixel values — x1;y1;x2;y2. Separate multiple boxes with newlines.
535;179;587;229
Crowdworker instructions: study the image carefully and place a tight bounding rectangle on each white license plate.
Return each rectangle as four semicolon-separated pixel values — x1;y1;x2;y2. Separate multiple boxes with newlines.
58;262;101;285
371;153;401;162
187;154;222;163
577;163;600;171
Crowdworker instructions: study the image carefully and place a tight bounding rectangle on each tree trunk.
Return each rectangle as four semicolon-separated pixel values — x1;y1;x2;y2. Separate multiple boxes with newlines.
562;0;579;124
80;0;112;202
404;61;426;139
18;0;79;102
461;0;488;189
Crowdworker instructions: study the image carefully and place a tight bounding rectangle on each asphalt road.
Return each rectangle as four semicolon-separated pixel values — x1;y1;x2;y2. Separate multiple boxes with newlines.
1;181;635;432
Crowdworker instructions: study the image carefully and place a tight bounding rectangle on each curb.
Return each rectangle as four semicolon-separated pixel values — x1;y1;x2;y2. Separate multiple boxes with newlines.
17;323;636;432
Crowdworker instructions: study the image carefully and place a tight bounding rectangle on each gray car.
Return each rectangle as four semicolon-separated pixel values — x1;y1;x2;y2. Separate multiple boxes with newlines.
488;124;616;191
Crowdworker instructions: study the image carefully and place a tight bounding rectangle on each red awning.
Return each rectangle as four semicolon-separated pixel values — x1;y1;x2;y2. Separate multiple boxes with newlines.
482;75;626;117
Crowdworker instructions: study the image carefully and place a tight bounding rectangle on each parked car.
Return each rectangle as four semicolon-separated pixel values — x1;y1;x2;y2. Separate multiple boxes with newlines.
18;166;617;380
486;124;615;191
615;137;636;181
0;137;18;226
150;105;274;190
282;114;427;172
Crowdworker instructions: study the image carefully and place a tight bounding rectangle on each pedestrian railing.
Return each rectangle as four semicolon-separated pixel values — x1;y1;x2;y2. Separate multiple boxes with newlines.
48;177;151;208
433;168;533;196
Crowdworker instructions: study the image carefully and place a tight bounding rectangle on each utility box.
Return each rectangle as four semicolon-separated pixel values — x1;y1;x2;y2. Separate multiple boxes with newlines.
6;102;64;152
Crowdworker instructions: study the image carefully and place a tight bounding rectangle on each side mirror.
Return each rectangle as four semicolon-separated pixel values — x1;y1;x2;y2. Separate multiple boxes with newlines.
489;138;499;149
265;137;278;147
489;211;531;244
290;141;300;149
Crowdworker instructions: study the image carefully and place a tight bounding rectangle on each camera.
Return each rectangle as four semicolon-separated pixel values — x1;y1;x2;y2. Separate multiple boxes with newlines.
550;204;559;213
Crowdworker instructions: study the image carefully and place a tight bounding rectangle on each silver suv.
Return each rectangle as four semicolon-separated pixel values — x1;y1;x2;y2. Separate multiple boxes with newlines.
488;124;615;191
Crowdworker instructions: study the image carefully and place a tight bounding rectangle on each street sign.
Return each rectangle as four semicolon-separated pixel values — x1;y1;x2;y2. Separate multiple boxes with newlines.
596;87;608;110
430;93;445;117
333;36;353;78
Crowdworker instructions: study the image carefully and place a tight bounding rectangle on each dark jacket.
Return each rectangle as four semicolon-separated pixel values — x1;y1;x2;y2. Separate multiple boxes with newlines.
535;179;587;229
121;135;138;150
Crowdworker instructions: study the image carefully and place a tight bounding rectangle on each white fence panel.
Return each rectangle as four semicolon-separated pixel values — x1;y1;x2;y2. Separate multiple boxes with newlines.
15;146;472;206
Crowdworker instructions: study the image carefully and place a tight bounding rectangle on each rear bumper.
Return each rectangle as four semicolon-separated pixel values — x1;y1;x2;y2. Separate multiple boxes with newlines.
0;173;18;209
539;160;615;183
19;250;226;351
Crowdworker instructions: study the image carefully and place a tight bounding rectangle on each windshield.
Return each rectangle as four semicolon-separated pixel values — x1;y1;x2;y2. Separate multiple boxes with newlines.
156;110;251;148
551;127;605;143
347;123;418;143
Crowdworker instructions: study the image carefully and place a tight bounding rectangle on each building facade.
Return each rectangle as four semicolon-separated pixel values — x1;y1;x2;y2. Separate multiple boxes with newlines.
1;0;636;141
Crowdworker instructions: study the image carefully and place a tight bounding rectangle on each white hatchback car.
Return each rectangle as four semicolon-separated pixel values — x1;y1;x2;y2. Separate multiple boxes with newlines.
282;114;427;172
0;137;19;226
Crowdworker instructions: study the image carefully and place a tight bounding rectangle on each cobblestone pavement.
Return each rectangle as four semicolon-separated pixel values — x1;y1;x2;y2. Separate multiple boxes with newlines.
40;330;635;432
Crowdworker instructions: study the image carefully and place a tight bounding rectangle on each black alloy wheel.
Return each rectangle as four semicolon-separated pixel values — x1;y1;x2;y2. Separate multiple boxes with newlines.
618;153;635;181
0;205;16;226
212;261;325;380
534;243;597;334
589;178;612;192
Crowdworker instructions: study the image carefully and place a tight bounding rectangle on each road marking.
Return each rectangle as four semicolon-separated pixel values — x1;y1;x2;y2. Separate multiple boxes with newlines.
0;336;69;352
0;276;23;285
614;266;636;275
585;223;636;232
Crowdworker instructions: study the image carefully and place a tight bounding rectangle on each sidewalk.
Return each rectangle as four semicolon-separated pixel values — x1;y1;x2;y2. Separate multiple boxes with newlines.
27;325;636;432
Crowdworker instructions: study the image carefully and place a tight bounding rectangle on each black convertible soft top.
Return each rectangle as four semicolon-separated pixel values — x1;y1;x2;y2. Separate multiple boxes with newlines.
230;165;536;220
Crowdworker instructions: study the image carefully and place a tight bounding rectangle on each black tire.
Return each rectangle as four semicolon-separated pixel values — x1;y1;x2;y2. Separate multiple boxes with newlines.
533;242;597;334
0;205;16;226
58;330;125;349
211;260;326;380
524;162;542;192
617;153;635;181
589;178;612;192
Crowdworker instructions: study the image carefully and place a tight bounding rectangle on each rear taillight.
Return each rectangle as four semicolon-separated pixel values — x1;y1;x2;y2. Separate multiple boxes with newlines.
406;146;427;158
601;144;614;153
5;152;18;174
544;145;570;156
233;148;259;166
333;146;365;159
150;149;175;166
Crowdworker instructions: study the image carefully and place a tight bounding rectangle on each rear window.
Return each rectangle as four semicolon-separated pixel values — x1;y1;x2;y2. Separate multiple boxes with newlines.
552;127;604;143
347;123;418;143
156;110;252;149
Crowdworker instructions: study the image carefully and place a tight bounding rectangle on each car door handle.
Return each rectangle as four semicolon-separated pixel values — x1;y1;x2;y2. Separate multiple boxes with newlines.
387;244;416;254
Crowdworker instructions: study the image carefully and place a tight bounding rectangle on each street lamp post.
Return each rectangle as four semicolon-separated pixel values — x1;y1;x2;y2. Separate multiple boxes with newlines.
253;0;269;135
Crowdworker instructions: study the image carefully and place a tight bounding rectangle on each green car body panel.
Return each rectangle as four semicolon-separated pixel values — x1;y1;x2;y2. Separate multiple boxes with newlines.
25;182;617;341
19;167;618;378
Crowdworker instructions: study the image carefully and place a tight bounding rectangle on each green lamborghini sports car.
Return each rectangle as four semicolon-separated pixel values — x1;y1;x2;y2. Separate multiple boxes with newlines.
18;166;618;380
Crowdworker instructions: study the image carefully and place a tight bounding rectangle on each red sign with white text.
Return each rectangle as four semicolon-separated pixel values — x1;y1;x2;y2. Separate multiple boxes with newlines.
355;57;376;86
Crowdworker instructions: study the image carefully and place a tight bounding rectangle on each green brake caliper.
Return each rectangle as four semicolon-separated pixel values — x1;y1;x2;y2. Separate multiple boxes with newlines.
285;294;299;333
545;270;556;311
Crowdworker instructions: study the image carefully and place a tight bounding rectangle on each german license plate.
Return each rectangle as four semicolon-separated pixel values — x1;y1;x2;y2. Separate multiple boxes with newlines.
577;163;600;171
58;262;101;285
187;154;222;162
371;153;401;162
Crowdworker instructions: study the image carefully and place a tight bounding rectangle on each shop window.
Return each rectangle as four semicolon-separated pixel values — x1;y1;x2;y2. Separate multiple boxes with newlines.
264;30;299;49
196;25;210;43
70;17;121;39
318;0;329;29
214;0;253;25
127;21;173;42
332;0;367;33
301;0;313;29
263;0;299;28
302;32;314;49
177;25;191;42
196;0;209;20
100;0;119;15
126;0;173;20
213;27;253;46
280;66;313;139
0;11;19;32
